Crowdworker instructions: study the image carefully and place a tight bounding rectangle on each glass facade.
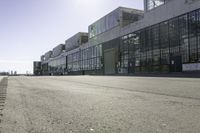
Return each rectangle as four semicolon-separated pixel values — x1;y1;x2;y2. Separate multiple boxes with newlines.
40;8;200;75
122;11;143;27
179;14;189;63
147;0;165;11
120;9;200;73
89;8;143;38
188;11;198;62
160;21;170;71
33;62;42;75
67;45;103;73
48;56;66;74
89;10;120;38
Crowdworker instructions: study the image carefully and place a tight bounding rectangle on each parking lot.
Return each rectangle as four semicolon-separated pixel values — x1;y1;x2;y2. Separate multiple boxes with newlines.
1;76;200;133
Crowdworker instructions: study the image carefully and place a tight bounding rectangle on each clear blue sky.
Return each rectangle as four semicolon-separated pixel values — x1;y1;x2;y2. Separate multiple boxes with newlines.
0;0;143;74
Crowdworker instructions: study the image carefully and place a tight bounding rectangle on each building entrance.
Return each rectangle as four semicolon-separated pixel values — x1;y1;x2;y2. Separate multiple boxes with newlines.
170;55;182;72
128;59;135;73
104;49;116;74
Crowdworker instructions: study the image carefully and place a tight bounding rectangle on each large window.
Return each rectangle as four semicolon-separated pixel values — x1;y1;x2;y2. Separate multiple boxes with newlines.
49;56;66;74
89;10;120;38
140;30;147;72
134;32;141;72
145;27;153;71
179;15;189;63
160;21;169;66
147;0;165;11
169;18;180;55
188;11;198;62
67;45;102;72
151;25;160;68
120;35;129;69
197;9;200;61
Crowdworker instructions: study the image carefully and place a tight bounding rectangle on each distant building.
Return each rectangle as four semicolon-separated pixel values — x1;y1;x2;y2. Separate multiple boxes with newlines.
33;61;42;75
14;71;17;76
11;71;13;75
34;0;200;75
0;72;9;76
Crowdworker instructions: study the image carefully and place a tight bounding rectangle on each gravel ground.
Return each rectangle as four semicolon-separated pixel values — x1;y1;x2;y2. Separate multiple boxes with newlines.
1;76;200;133
0;76;4;81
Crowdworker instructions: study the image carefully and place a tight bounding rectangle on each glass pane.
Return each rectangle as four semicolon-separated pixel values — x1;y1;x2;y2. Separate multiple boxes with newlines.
147;0;165;11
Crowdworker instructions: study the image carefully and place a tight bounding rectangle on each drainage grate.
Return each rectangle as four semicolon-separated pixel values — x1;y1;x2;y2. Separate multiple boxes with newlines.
0;77;8;131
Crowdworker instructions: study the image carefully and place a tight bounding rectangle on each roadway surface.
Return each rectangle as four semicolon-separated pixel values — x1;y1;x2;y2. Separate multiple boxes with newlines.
1;76;200;133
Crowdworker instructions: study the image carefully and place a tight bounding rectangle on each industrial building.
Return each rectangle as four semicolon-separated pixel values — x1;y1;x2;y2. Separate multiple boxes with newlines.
34;0;200;75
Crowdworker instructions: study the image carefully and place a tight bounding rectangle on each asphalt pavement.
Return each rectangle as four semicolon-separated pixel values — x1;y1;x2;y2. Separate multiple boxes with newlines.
1;76;200;133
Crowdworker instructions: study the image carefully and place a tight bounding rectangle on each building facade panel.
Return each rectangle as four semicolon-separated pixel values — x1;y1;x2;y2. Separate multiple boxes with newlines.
65;32;88;52
52;44;65;58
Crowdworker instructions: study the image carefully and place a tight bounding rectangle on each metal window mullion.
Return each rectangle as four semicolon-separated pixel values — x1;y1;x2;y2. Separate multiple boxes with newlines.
196;10;199;61
188;13;191;63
